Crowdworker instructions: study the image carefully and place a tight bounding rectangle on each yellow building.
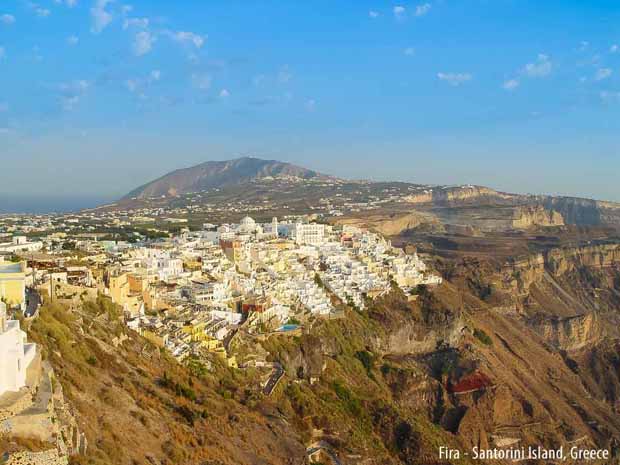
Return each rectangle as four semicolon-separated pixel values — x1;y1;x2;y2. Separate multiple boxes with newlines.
108;272;144;318
0;261;26;309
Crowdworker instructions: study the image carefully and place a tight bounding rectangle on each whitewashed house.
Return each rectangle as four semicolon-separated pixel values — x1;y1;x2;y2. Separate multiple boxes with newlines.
0;301;37;395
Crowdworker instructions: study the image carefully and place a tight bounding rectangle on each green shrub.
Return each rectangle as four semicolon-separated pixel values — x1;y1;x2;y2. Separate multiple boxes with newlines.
332;380;362;416
473;328;493;346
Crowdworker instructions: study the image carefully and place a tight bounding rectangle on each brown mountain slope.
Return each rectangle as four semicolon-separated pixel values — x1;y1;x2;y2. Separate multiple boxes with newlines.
25;298;306;465
124;156;330;200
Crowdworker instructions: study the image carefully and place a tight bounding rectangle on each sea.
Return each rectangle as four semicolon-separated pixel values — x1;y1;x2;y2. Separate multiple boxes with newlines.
0;195;115;214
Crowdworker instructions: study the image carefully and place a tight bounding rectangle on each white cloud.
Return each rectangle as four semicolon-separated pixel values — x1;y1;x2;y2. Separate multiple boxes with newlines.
91;0;113;34
523;54;552;78
611;44;619;54
437;72;472;86
369;10;379;18
277;65;293;83
502;79;519;91
132;30;155;56
55;0;78;7
35;7;51;17
393;6;405;18
125;71;160;95
415;3;431;16
403;47;415;56
600;91;620;103
1;14;16;25
305;99;316;111
62;95;80;110
123;17;149;29
595;68;612;81
168;30;205;48
219;89;230;98
125;79;138;92
578;41;589;52
191;73;212;90
66;35;79;45
59;80;90;110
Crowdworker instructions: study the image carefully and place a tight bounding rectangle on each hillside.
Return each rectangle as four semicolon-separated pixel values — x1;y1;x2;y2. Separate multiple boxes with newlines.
6;234;620;464
123;157;330;200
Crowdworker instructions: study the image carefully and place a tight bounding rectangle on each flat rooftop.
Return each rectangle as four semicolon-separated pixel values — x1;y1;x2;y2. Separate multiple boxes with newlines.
0;262;24;274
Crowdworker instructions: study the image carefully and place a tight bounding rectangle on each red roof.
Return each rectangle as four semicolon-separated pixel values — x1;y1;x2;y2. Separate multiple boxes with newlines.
448;371;493;394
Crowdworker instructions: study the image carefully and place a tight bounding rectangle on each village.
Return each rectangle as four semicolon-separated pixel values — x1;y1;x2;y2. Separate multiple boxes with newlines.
1;214;441;393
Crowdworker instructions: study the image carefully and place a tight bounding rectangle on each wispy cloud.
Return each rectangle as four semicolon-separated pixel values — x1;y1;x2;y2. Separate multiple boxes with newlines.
66;35;79;45
1;14;16;25
502;79;519;91
219;89;230;98
415;3;431;17
167;30;205;48
523;54;552;78
91;0;113;34
191;73;212;90
393;6;406;19
54;0;78;7
611;44;619;54
595;68;612;81
403;47;415;56
305;99;316;111
34;6;51;17
125;70;161;96
600;91;620;103
132;30;155;56
0;46;5;60
368;10;379;18
59;79;90;110
437;72;472;86
277;65;293;84
123;17;149;30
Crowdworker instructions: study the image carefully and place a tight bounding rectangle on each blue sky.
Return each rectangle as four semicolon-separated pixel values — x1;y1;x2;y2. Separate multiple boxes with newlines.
1;0;620;209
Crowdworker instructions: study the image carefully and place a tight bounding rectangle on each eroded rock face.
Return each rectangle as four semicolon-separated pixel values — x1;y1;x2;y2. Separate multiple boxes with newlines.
511;206;564;229
405;186;514;205
529;313;601;351
335;212;441;236
384;316;466;355
546;244;620;276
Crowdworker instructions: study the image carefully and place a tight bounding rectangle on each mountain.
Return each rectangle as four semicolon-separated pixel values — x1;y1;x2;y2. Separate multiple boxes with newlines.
124;157;330;200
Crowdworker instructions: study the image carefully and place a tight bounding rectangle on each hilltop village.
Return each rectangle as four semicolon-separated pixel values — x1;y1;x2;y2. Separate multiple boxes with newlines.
1;215;441;374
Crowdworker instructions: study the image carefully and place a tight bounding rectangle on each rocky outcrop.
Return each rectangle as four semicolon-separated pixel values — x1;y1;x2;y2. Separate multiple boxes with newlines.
546;244;620;276
405;185;515;206
335;212;441;236
529;313;601;351
384;315;466;355
511;205;564;229
6;449;68;465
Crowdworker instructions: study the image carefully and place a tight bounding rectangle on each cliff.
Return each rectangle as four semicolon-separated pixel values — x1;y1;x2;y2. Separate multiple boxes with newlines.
511;205;564;229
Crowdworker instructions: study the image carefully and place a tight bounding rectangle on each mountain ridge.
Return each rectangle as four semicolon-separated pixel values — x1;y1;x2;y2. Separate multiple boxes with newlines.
123;156;332;200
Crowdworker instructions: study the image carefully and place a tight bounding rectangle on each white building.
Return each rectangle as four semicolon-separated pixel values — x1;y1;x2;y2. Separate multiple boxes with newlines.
293;223;325;246
0;301;37;395
0;236;44;254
